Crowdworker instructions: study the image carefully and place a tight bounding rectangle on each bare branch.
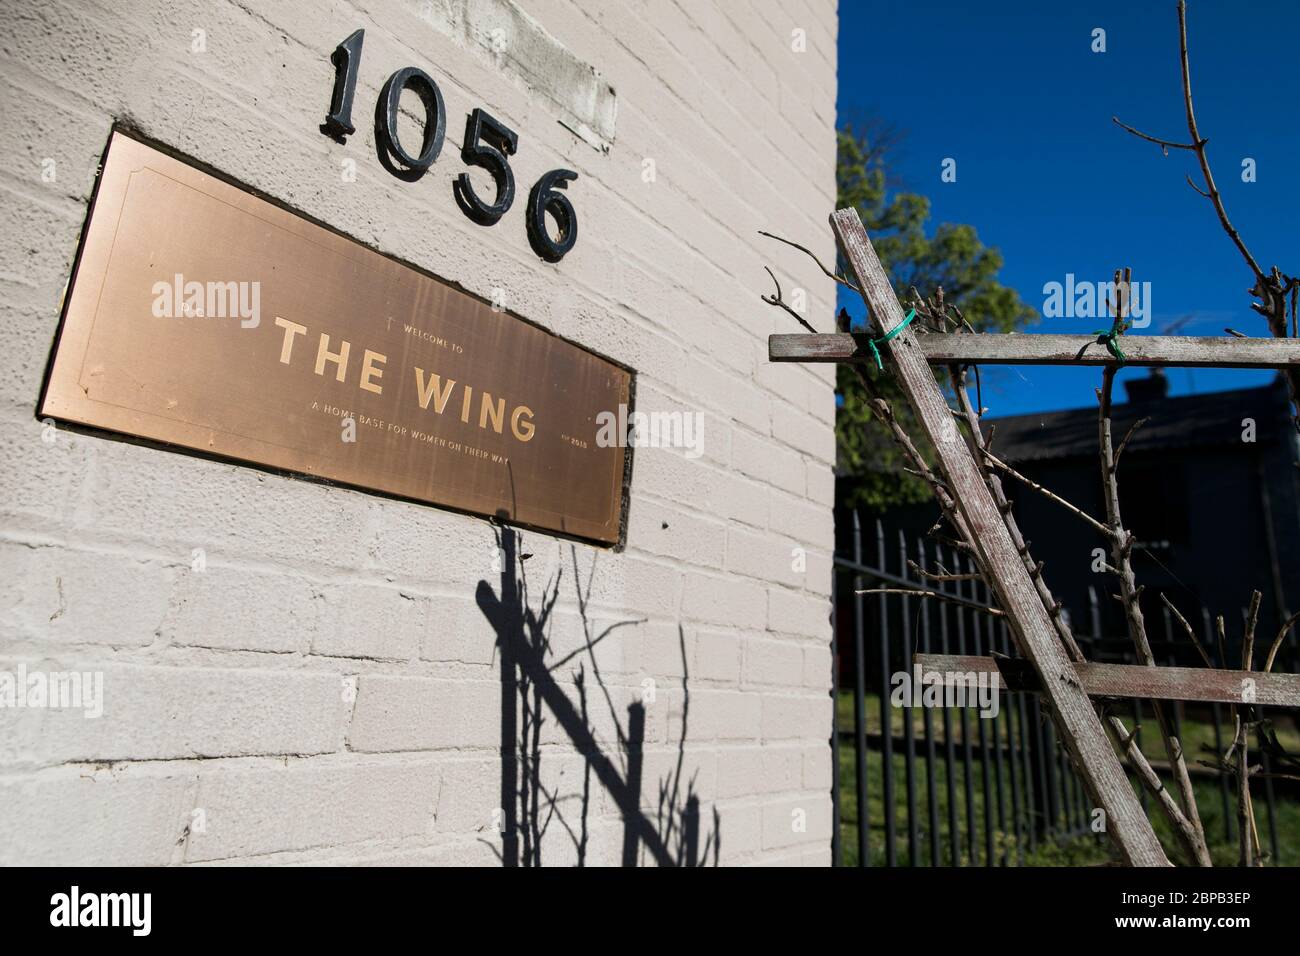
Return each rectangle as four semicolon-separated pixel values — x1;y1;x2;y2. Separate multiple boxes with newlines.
1232;706;1259;866
1113;416;1150;472
948;303;977;334
1111;115;1200;153
1159;593;1215;669
1105;712;1199;840
1242;590;1262;671
1230;592;1261;866
760;266;818;334
979;447;1113;538
1216;615;1229;678
905;558;983;583
1117;1;1300;434
855;587;1004;616
757;230;861;292
1264;610;1300;674
1174;0;1265;282
1097;295;1211;866
947;362;1083;658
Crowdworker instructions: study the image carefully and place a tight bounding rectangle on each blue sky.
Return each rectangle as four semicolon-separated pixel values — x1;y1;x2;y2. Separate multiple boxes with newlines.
835;0;1299;415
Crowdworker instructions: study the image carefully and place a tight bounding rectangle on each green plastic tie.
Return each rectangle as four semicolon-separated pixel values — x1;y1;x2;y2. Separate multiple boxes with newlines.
1092;318;1129;365
867;308;917;370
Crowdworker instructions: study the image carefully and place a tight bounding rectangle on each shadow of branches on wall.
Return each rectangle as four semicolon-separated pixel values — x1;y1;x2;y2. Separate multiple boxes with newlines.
476;518;719;866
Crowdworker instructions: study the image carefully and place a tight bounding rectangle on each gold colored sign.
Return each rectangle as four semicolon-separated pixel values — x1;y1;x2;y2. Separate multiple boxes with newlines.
41;132;630;544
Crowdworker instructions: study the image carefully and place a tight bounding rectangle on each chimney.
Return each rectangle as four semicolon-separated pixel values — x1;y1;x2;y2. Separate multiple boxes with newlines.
1124;368;1168;403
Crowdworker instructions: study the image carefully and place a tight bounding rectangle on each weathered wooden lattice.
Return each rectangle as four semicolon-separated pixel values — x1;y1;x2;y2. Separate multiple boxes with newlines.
769;208;1300;867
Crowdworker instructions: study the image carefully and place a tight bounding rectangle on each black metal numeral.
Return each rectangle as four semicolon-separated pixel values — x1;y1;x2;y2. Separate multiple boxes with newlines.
454;109;519;226
526;169;578;262
375;66;446;177
322;29;364;142
320;30;579;256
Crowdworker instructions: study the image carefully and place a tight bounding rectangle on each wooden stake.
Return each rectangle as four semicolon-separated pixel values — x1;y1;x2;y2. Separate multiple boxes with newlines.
914;654;1300;707
830;207;1171;867
770;332;1300;368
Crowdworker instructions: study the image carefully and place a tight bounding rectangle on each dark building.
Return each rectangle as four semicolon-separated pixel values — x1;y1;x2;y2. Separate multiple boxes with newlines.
844;372;1300;671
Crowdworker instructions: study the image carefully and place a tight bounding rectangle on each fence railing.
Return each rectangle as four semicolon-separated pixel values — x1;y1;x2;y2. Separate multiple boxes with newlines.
831;512;1287;866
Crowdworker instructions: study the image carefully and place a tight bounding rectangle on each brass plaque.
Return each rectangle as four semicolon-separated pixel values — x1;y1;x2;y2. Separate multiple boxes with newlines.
41;132;630;544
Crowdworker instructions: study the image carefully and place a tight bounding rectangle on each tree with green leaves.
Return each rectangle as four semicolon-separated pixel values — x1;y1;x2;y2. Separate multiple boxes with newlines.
834;122;1037;509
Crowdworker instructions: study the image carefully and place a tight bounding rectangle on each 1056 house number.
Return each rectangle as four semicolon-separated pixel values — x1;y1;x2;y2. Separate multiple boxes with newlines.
321;29;578;263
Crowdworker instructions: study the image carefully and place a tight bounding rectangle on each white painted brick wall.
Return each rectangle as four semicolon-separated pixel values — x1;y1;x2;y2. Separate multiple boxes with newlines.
0;0;838;865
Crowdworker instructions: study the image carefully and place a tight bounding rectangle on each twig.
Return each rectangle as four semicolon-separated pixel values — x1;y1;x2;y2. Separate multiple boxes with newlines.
979;447;1113;538
1231;596;1262;867
1113;416;1149;472
1216;615;1229;681
758;230;861;292
1263;610;1300;674
864;395;972;546
1159;593;1215;668
1233;699;1257;866
1111;116;1201;153
946;360;1197;841
1242;590;1261;672
1116;1;1300;434
855;587;1004;616
1106;713;1199;842
949;303;977;334
1254;772;1300;784
1097;282;1211;867
760;267;818;334
1173;1;1264;282
759;250;976;560
1292;282;1297;340
903;466;948;494
928;533;976;555
948;363;1085;657
905;558;983;583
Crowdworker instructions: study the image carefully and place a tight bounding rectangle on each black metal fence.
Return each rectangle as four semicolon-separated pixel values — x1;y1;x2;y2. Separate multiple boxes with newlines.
830;512;1289;867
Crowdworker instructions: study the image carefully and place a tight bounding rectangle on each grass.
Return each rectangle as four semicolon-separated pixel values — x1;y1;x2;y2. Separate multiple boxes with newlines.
835;691;1300;867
